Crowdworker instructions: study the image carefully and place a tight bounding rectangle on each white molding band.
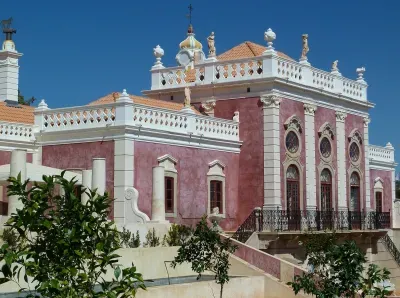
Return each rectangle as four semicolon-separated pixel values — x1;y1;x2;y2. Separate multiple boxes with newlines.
336;111;347;210
304;103;317;210
261;95;281;209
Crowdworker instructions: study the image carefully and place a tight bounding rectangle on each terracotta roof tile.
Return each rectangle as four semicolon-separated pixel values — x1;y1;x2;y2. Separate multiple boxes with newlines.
217;41;293;61
0;101;34;124
89;93;200;114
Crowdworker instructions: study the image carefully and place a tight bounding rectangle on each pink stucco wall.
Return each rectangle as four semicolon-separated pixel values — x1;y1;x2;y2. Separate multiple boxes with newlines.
214;97;264;227
345;114;366;210
314;107;338;210
279;98;306;209
42;141;115;216
134;142;239;230
370;169;392;212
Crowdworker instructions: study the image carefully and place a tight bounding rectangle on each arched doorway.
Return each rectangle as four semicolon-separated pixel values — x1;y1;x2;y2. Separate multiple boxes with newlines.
286;165;300;229
375;192;382;213
320;169;332;211
350;172;361;229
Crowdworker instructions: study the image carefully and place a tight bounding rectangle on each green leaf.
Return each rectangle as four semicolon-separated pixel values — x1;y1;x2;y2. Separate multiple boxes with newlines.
114;266;121;280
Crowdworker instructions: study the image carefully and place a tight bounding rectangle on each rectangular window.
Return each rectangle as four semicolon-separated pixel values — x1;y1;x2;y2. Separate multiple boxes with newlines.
210;180;223;213
376;192;383;213
165;177;174;213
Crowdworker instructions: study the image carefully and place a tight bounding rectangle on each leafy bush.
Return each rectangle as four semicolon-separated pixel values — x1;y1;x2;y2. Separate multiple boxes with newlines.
162;223;192;247
0;172;146;297
120;228;141;248
171;216;237;298
143;228;160;247
0;228;19;250
288;236;391;298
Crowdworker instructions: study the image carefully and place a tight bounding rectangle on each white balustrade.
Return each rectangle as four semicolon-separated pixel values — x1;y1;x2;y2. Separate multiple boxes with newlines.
0;121;35;142
35;103;116;132
151;55;368;102
33;102;240;142
194;115;239;141
369;145;395;163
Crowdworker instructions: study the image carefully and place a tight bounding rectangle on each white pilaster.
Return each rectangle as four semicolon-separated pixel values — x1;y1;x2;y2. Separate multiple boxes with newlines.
304;104;317;210
336;111;347;210
8;149;27;216
151;166;167;222
261;95;281;209
0;50;22;103
32;146;42;166
113;138;134;224
91;158;106;196
363;117;371;211
81;169;92;204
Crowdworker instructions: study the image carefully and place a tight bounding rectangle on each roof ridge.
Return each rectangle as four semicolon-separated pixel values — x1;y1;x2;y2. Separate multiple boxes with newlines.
245;41;259;57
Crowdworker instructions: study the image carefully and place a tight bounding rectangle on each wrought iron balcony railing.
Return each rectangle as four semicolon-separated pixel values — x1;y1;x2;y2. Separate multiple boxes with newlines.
233;208;390;243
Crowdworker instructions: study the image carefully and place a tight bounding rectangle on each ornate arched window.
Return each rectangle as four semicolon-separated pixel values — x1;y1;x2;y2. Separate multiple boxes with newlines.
320;169;332;211
320;137;332;159
350;172;361;212
349;142;360;163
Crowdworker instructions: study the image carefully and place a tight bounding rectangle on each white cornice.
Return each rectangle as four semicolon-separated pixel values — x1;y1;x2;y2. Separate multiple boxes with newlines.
34;125;242;154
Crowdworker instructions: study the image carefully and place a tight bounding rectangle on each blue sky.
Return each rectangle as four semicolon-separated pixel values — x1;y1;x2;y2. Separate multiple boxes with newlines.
4;0;399;163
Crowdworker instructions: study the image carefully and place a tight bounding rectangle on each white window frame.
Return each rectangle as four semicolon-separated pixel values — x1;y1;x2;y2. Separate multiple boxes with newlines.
207;160;226;217
157;154;178;218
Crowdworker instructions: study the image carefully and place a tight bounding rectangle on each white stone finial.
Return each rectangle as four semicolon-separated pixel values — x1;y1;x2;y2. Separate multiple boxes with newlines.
152;45;165;69
331;60;341;76
233;111;239;122
386;142;394;150
117;89;131;103
35;99;49;111
356;67;366;82
264;28;276;49
122;89;128;95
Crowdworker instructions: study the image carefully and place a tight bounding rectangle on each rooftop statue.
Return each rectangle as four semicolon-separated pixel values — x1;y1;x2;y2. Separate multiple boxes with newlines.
184;86;191;107
207;32;216;57
301;34;309;59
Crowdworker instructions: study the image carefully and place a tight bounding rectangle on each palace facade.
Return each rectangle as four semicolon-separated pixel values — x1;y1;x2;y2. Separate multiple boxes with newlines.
0;23;396;231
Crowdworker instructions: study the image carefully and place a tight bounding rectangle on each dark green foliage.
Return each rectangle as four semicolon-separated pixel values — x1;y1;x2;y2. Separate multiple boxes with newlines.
119;228;141;248
288;234;391;298
0;228;19;250
163;223;192;247
17;90;36;106
396;180;400;199
143;228;160;247
171;216;237;298
0;172;146;297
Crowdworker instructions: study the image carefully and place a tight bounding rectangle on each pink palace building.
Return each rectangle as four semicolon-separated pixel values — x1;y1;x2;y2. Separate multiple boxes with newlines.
0;23;397;233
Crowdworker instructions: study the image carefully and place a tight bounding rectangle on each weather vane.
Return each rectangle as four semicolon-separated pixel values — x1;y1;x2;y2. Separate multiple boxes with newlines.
186;4;193;25
1;17;16;40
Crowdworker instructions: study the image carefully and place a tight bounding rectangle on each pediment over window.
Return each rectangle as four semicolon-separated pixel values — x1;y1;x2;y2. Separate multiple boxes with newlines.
318;122;335;139
284;115;303;133
374;177;384;190
208;160;225;177
157;154;178;173
348;128;363;144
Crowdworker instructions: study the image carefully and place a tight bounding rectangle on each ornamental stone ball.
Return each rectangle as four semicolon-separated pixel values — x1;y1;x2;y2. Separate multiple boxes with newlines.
264;28;276;48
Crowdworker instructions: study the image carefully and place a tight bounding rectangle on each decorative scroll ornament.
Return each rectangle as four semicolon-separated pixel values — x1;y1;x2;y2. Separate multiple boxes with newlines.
284;115;303;133
348;128;363;144
304;103;317;116
363;117;371;127
233;111;239;122
201;99;216;113
260;95;280;108
318;122;335;139
125;188;150;223
335;111;347;122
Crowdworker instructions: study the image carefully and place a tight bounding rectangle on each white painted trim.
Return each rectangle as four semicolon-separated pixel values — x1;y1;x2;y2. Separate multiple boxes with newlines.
207;162;226;217
158;154;178;218
282;160;304;210
317;164;336;211
348;167;364;211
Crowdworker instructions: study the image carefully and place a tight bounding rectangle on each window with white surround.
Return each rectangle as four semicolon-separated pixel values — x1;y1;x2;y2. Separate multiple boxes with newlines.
374;178;384;212
157;154;178;217
207;160;226;217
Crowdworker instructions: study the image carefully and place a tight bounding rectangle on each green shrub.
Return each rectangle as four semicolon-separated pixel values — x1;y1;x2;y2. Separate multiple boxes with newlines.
171;216;237;298
143;228;160;247
0;228;18;250
163;223;192;246
1;172;146;297
119;228;141;248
